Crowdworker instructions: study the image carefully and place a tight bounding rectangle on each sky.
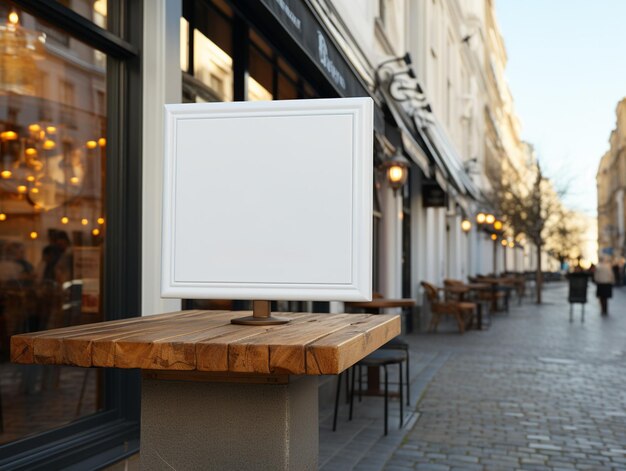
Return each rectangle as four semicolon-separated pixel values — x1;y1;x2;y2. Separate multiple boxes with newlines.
496;0;626;216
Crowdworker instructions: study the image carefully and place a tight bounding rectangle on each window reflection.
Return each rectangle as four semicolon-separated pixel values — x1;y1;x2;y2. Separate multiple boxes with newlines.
193;29;233;102
0;5;105;444
52;0;107;29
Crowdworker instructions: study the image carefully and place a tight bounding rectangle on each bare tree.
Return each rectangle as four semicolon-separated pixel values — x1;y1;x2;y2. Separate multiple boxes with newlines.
491;163;564;303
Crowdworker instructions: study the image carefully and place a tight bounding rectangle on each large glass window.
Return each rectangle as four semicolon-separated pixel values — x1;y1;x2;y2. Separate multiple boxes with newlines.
181;0;317;103
0;4;106;445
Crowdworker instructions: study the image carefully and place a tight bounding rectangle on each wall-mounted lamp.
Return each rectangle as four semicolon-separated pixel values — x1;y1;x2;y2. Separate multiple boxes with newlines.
375;52;412;73
380;150;410;194
461;219;472;233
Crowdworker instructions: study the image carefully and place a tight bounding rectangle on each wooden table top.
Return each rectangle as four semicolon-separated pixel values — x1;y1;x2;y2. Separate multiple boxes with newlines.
345;298;416;309
10;310;400;376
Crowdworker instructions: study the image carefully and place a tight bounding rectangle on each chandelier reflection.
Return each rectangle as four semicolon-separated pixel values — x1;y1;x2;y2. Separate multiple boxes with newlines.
0;10;105;219
0;122;105;211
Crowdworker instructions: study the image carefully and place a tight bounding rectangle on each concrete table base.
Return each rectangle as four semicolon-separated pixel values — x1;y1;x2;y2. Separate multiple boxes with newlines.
140;375;318;470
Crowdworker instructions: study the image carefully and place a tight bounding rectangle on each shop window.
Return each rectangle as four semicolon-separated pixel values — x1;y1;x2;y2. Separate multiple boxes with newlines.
52;0;107;29
180;17;189;73
248;44;273;101
0;6;107;446
193;29;233;102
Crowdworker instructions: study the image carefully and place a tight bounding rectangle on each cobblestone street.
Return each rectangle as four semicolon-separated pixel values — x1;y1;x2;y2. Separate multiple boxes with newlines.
321;282;626;470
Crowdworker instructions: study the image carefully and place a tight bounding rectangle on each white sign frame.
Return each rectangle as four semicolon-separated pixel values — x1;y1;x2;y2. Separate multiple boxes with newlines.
161;98;372;301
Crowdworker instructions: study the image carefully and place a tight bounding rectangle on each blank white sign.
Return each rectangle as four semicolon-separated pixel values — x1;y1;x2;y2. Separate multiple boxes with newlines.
162;98;372;301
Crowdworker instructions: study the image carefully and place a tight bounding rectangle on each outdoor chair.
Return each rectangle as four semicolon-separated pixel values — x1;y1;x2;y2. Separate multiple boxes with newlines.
333;349;406;436
421;281;475;334
471;276;509;313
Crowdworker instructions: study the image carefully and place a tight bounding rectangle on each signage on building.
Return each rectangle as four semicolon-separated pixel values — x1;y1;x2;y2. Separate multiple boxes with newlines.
422;180;447;207
260;0;360;96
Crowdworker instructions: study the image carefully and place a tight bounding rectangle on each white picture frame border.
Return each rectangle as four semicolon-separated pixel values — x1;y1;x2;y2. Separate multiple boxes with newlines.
161;97;373;301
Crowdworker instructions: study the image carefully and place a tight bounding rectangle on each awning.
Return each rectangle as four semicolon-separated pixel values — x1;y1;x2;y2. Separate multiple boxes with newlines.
418;115;482;201
380;87;430;177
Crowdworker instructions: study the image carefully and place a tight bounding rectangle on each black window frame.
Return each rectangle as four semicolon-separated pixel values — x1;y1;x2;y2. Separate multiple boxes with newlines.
0;1;142;469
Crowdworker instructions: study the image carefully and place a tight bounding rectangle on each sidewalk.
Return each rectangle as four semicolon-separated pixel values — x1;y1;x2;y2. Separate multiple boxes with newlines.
320;282;626;470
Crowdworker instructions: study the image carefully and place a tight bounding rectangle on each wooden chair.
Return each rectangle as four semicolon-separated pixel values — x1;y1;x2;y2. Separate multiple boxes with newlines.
471;276;508;312
421;281;475;334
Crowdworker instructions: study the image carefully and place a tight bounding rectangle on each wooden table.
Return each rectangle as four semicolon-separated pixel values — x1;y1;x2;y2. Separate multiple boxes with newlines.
345;298;416;313
443;283;490;329
12;309;400;470
474;278;515;312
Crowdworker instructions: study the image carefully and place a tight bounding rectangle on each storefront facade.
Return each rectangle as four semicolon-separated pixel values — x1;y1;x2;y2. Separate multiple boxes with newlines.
0;1;142;468
0;0;413;468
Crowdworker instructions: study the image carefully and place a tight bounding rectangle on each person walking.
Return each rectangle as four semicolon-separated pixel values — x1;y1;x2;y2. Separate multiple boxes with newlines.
594;256;615;315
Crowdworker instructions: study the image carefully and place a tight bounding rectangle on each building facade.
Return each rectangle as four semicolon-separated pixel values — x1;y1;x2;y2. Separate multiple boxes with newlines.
0;0;563;468
597;98;626;259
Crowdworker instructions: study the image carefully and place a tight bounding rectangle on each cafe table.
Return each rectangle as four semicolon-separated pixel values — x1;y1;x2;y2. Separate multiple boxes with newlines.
443;283;491;330
476;277;515;312
11;308;400;470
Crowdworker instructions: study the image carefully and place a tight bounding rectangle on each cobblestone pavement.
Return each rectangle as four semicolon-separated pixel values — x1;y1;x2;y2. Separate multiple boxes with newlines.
320;282;626;470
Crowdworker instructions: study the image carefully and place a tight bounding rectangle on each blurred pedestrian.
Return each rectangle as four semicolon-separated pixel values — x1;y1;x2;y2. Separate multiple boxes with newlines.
594;256;615;315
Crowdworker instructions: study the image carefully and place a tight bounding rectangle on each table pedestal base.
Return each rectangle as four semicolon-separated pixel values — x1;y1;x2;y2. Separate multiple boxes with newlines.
140;375;318;470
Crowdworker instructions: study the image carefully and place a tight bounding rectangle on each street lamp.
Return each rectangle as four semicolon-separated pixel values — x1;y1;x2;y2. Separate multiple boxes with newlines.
380;150;410;194
476;212;486;224
461;219;472;233
485;214;496;225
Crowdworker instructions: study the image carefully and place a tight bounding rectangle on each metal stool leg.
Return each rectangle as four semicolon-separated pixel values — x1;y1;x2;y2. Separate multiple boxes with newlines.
345;366;350;404
349;366;356;421
405;351;410;406
383;365;388;436
399;362;403;428
333;370;342;431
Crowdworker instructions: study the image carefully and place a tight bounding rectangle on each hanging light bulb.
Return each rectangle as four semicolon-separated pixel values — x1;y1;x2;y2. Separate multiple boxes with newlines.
1;170;12;179
98;137;106;147
30;231;38;240
97;217;105;225
86;140;98;149
0;213;7;221
81;218;88;225
8;11;19;25
92;228;100;236
61;216;69;224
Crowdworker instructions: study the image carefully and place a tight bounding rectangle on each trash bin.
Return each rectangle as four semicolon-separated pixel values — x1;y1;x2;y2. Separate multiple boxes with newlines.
566;272;590;322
